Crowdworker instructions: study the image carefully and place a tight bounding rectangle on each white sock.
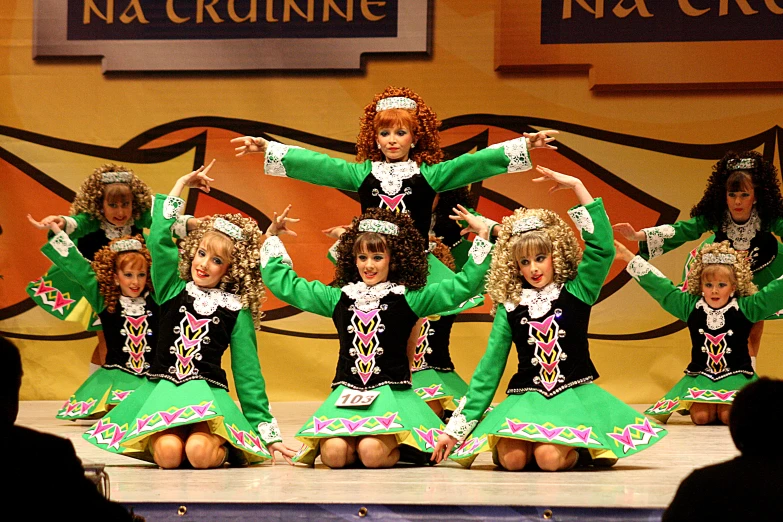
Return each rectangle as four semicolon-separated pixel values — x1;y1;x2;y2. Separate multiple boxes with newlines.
88;362;101;375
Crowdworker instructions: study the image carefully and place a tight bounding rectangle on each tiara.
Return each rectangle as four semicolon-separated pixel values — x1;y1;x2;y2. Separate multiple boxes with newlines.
213;217;245;241
101;171;133;184
727;158;756;171
702;252;736;265
512;216;546;235
111;238;143;252
358;219;399;236
376;96;417;112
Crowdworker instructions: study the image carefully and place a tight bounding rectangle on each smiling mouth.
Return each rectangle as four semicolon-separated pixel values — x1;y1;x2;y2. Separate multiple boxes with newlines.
196;270;208;278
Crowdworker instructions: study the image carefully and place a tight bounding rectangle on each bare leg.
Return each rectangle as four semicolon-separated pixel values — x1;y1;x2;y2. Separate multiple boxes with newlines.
319;437;357;469
717;404;732;425
150;428;187;469
356;435;400;468
427;400;444;419
90;331;108;366
533;443;578;471
689;403;717;425
495;438;534;471
748;321;763;359
185;423;227;469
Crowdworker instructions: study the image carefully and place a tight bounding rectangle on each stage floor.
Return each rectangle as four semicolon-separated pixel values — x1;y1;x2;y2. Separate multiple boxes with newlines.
18;401;735;516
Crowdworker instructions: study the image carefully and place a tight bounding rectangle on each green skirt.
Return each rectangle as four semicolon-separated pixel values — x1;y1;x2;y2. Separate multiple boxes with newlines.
292;385;444;466
450;383;666;468
644;372;757;423
83;379;272;465
56;368;145;421
412;368;468;411
27;267;101;330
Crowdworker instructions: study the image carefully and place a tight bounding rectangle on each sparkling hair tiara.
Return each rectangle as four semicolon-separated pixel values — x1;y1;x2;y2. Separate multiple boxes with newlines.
376;96;417;112
511;216;546;235
358;219;399;236
213;217;245;241
101;171;133;184
727;158;757;171
702;252;737;265
110;238;143;253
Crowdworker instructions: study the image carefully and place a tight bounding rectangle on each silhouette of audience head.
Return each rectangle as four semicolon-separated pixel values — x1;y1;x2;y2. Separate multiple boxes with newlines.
0;335;22;428
729;377;781;457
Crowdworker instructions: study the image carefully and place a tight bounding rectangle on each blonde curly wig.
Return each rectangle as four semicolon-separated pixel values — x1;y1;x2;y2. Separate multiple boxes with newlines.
91;234;152;314
355;86;443;166
686;241;757;297
177;214;266;328
486;208;582;309
70;164;153;222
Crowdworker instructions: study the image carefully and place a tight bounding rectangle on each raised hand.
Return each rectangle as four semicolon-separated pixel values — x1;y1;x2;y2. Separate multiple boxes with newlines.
450;204;490;240
532;165;593;205
231;136;268;157
430;432;458;464
266;205;300;238
524;129;559;150
612;222;646;242
27;214;62;234
182;159;216;193
322;224;349;240
614;240;636;263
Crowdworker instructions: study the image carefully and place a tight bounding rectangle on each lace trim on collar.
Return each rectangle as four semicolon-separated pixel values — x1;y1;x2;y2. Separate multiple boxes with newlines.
506;282;563;319
119;294;148;316
342;281;405;312
723;209;761;251
100;219;133;240
185;281;242;315
695;298;739;330
370;160;420;195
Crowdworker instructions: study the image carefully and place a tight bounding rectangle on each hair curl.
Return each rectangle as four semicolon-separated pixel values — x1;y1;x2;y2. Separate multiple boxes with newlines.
486;208;581;309
177;214;266;328
356;86;443;166
91;234;153;314
335;208;429;289
690;151;783;230
70;164;153;223
428;235;456;272
685;241;756;297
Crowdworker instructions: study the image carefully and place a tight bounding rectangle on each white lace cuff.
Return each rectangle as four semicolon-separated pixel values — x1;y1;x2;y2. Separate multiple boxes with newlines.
163;196;184;220
626;256;665;280
568;206;594;235
328;240;340;262
50;231;75;257
264;141;300;178
488;136;531;173
444;397;478;443
260;236;293;269
642;225;675;259
468;236;492;265
171;214;190;239
257;419;282;444
62;216;78;235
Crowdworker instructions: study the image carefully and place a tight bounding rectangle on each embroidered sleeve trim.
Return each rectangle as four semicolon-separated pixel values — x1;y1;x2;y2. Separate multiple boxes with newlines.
443;397;478;442
50;231;75;257
264;141;300;178
171;214;190;239
63;216;78;235
488;137;531;173
642;225;675;259
260;236;293;269
257;419;282;444
626;256;665;280
468;236;492;265
567;206;594;235
328;240;340;262
163;196;184;220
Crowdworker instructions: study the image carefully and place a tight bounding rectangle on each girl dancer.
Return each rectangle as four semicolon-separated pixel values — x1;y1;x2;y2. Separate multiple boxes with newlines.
432;166;666;471
614;151;783;363
84;165;295;468
260;205;494;468
616;240;783;425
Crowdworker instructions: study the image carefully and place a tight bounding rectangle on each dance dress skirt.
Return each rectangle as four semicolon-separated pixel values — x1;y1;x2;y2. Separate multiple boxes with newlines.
56;368;145;421
412;369;468;411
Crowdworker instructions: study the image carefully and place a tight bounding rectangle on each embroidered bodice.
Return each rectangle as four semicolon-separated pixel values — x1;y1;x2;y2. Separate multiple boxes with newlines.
100;292;158;376
687;298;754;379
411;314;458;372
717;210;777;273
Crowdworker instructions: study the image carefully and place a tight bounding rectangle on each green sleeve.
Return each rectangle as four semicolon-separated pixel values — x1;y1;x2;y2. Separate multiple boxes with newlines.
229;308;281;445
739;275;783;322
444;307;513;440
626;256;698;322
149;194;186;303
407;237;493;317
260;236;341;317
136;209;152;229
422;137;532;192
41;231;105;312
266;142;370;191
639;216;710;260
767;216;783;238
563;198;615;305
55;212;100;242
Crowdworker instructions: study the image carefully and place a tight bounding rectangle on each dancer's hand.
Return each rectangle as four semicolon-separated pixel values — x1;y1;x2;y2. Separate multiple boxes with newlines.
524;129;558;150
431;433;458;463
612;223;646;242
27;214;62;234
533;165;593;205
170;160;215;197
266;205;300;238
267;442;298;465
322;225;349;240
450;204;490;240
186;215;212;232
231;136;268;157
614;240;636;263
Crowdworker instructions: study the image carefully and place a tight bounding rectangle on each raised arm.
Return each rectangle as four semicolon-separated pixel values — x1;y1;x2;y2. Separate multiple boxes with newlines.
739;274;783;322
39;229;105;312
614;216;711;260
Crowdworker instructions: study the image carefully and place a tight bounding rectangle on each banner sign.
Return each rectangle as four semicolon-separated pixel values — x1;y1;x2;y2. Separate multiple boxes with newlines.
496;0;783;90
34;0;429;71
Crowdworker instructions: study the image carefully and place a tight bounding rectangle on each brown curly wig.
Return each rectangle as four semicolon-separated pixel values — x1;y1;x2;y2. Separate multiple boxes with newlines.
690;151;783;230
486;208;582;308
92;234;153;314
356;86;444;166
428;236;456;272
177;214;266;329
335;208;429;289
70;164;153;223
685;241;757;298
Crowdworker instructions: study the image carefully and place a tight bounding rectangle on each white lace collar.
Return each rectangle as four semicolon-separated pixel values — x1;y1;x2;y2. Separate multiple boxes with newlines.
695;298;739;330
100;218;134;239
370;160;420;195
342;281;405;312
185;281;242;315
723;209;760;251
506;282;563;319
119;294;148;316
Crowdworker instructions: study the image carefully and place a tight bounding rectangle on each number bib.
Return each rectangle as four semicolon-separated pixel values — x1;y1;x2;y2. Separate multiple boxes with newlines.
335;388;380;408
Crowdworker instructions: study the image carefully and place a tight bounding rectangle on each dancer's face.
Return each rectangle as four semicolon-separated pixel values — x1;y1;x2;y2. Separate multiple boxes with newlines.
376;125;414;163
356;248;390;286
102;185;133;226
114;263;148;298
726;178;755;223
701;268;736;309
191;239;230;288
517;251;554;289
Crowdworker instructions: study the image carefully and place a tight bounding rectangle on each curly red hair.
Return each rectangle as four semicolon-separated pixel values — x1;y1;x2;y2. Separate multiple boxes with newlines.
91;235;153;313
